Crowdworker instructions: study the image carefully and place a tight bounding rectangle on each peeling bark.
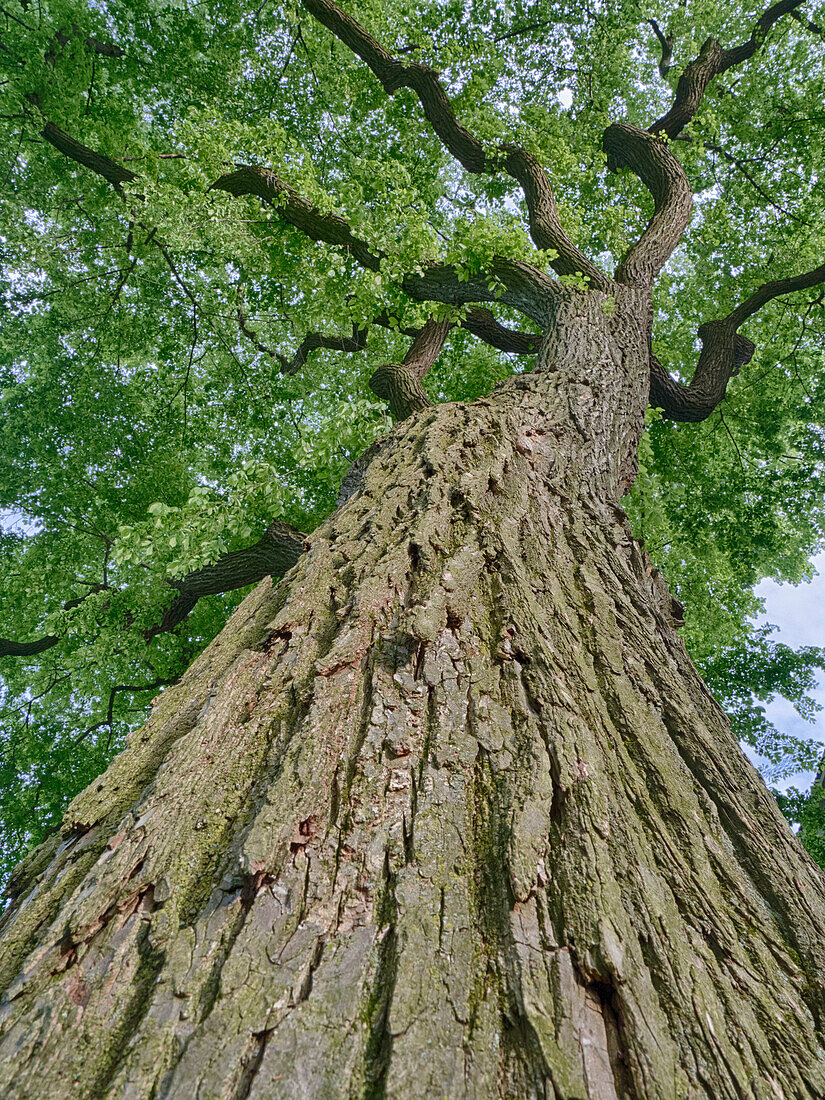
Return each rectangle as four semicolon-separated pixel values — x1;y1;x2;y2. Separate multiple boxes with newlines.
2;289;825;1098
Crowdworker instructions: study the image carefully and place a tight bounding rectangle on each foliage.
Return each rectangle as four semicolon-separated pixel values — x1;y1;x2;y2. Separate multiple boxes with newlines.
775;782;825;870
2;0;825;880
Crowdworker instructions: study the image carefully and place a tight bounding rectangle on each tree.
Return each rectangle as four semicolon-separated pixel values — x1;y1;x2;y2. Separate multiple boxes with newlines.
2;0;825;1093
2;0;825;875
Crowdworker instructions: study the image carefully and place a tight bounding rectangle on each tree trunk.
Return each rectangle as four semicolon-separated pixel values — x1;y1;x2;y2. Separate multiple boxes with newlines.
2;289;825;1099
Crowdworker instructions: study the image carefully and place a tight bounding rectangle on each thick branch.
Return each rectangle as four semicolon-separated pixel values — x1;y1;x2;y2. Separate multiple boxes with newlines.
649;326;756;422
259;305;540;388
37;110;558;327
42;123;543;365
368;364;431;421
603;122;693;286
214;165;558;326
281;307;540;375
462;308;541;354
405;257;559;326
299;0;608;287
0;633;60;658
1;522;306;658
651;262;825;421
173;520;305;601
0;583;110;658
301;0;488;171
723;0;806;67
500;146;612;290
727;263;825;328
400;319;452;380
648;19;674;78
369;320;449;420
212;166;380;271
41;121;137;190
50;26;125;59
280;326;368;375
650;1;805;139
149;520;305;635
375;307;540;354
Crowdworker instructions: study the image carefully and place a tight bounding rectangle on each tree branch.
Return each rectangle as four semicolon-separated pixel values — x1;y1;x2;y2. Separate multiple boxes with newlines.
649;327;756;422
212;166;381;271
462;308;541;354
36;107;558;329
648;19;674;78
399;318;452;380
298;0;609;288
651;262;825;421
650;0;806;139
602;122;693;286
790;8;824;35
148;519;305;635
300;0;488;171
368;319;450;420
34;117;546;432
279;325;369;375
727;263;825;329
0;633;61;658
213;165;558;325
237;289;369;374
0;522;306;658
41;121;137;190
239;300;540;387
500;146;612;290
406;257;560;326
0;583;110;658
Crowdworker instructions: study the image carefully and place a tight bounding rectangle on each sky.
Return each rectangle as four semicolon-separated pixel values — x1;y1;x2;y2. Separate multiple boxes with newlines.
755;550;825;791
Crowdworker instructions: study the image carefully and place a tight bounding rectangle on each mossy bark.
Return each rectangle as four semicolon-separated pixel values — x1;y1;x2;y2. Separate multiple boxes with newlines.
2;288;825;1098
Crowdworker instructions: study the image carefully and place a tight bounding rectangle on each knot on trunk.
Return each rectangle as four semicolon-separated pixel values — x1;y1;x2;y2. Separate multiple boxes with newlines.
369;363;432;421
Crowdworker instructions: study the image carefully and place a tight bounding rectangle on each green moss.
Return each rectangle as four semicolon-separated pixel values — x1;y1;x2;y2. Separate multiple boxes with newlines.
88;921;165;1100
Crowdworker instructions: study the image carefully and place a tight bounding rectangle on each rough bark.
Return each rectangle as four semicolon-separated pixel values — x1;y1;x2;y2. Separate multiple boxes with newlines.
2;290;825;1099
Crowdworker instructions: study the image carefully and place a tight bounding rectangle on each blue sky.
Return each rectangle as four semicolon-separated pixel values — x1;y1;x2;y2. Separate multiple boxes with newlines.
755;550;825;791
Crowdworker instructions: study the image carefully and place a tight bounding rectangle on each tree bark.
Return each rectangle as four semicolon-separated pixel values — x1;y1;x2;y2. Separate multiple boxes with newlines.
2;289;825;1099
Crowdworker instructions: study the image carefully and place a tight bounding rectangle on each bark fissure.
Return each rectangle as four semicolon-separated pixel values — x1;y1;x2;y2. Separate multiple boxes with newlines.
232;1026;276;1100
360;871;399;1100
86;895;164;1100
